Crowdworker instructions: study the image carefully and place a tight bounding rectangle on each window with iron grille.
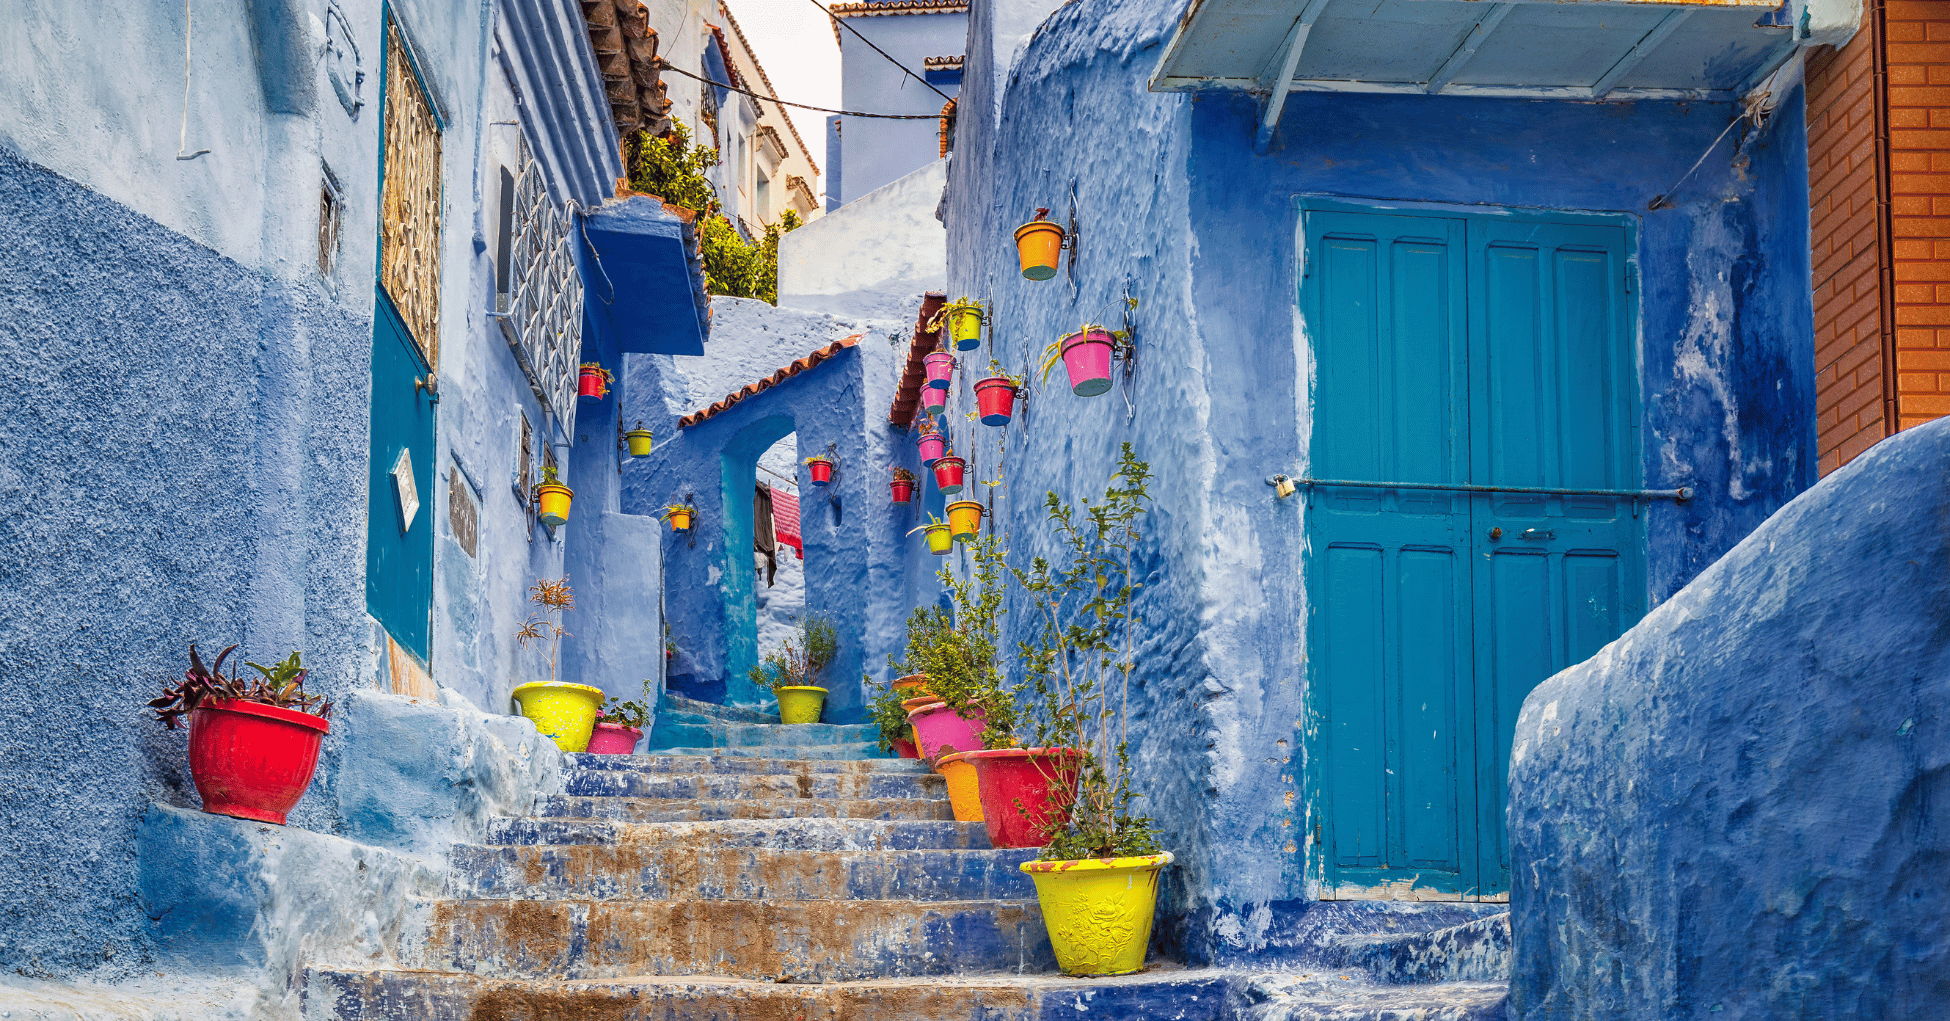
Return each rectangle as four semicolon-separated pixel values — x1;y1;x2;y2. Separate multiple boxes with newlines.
380;18;443;367
498;130;585;430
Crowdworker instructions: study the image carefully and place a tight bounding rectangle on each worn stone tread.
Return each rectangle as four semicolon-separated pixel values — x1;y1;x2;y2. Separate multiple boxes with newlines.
1235;974;1508;1020
447;844;1040;902
566;753;927;775
531;794;953;823
563;769;942;801
487;817;988;850
423;897;1054;982
306;965;1237;1020
645;742;893;760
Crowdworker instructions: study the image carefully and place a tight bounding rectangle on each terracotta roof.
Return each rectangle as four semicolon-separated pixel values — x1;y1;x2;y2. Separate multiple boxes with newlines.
578;0;672;138
888;293;947;427
827;0;968;45
680;335;862;428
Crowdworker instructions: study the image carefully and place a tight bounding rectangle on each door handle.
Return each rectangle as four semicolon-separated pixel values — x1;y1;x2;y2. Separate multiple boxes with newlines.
415;373;440;403
1489;527;1502;540
1521;528;1555;540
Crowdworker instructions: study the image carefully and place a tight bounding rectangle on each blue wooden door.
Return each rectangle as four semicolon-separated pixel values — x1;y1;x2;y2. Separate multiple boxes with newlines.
1304;208;1642;899
366;288;436;659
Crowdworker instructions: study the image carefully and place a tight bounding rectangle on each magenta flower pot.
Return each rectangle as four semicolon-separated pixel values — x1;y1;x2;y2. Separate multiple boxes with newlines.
907;702;988;759
921;387;948;415
1059;330;1117;397
586;723;642;755
917;431;946;466
924;351;956;390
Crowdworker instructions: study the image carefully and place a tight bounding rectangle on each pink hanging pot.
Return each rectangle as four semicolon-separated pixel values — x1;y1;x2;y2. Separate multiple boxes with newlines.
1059;330;1117;397
924;351;956;390
916;431;946;466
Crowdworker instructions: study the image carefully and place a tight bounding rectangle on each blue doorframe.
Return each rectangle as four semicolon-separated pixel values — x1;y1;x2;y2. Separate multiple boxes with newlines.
719;414;795;707
1300;199;1646;900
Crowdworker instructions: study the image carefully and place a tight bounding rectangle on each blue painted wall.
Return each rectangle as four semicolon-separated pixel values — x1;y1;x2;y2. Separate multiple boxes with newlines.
941;0;1816;965
835;10;964;206
1508;418;1950;1020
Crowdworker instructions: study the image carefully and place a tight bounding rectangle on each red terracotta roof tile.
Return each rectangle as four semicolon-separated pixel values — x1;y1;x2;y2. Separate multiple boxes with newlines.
679;335;862;428
888;293;947;427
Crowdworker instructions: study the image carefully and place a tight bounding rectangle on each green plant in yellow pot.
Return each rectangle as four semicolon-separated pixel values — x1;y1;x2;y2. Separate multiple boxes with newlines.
749;613;838;724
510;576;605;752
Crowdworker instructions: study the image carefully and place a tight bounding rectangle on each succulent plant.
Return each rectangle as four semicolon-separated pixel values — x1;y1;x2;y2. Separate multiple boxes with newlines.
149;645;332;729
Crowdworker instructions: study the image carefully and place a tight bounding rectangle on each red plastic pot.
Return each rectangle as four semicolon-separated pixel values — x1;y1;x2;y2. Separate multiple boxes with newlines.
586;723;642;755
1059;330;1117;397
187;699;331;825
808;459;834;485
924;351;956;390
931;456;966;495
974;377;1017;425
578;366;611;400
891;736;919;759
917;432;946;466
891;479;915;504
964;747;1085;849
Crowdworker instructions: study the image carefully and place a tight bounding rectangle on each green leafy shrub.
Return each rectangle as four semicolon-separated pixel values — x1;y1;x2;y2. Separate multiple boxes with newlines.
867;676;915;753
622;125;802;304
891;534;1019;750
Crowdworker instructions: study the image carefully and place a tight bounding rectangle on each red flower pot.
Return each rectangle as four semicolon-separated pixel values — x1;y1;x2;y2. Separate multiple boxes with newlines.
963;747;1085;849
586;723;642;755
187;699;331;825
891;737;919;759
808;459;834;485
931;456;966;495
974;377;1016;425
578;366;611;400
891;479;915;504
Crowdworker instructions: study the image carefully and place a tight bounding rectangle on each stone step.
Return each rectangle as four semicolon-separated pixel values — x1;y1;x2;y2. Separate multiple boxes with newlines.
533;794;953;823
1322;913;1512;985
1234;974;1508;1020
420;897;1053;982
447;845;1040;902
648;742;892;760
306;965;1239;1021
567;752;927;775
656;721;881;747
486;817;990;850
660;692;779;724
561;769;943;801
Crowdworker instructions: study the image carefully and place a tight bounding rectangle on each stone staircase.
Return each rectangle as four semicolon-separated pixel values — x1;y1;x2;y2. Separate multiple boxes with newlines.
299;697;1514;1020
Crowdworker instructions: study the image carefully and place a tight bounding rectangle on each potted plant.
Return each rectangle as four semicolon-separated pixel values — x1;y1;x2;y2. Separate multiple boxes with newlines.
804;454;836;487
1012;443;1170;976
1039;325;1123;398
916;421;947;466
907;514;954;556
868;677;921;759
624;421;654;457
749;613;839;723
931;452;967;495
946;498;984;541
589;696;651;754
974;363;1024;426
657;502;693;532
578;362;613;400
536;466;574;527
1014;208;1066;281
943;297;984;351
924;349;956;390
510;576;606;752
890;466;917;504
149;646;333;825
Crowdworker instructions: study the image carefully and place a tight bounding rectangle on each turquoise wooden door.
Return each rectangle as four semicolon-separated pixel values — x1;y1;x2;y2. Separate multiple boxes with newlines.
1304;207;1643;899
366;288;436;659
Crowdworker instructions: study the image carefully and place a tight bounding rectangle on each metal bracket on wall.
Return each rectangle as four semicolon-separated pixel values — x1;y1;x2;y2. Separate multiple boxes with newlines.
1066;181;1082;299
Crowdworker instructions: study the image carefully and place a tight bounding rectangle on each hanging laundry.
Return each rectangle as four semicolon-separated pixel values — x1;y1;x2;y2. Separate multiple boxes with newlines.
770;484;803;560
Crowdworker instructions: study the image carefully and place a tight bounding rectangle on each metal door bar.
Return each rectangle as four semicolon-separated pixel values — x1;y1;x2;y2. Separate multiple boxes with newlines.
1294;476;1692;501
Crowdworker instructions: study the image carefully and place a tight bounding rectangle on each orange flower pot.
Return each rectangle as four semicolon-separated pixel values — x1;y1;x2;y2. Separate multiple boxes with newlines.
536;483;574;527
1014;220;1066;281
947;499;984;541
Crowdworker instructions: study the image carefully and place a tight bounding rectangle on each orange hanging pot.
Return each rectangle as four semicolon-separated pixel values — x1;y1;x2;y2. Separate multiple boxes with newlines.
1014;212;1066;281
536;481;574;527
946;499;984;541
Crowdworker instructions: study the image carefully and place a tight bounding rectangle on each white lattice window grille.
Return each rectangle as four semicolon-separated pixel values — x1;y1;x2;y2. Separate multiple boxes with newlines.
380;19;443;366
501;131;584;429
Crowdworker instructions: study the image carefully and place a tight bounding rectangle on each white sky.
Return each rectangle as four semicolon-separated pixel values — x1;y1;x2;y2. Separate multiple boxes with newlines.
723;0;844;184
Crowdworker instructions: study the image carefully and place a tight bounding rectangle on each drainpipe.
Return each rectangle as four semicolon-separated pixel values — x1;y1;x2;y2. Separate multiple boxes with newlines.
1871;0;1900;436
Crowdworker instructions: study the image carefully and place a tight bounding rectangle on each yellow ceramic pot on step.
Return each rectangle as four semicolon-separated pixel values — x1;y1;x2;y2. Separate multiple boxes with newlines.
934;751;986;824
774;685;827;724
1020;852;1173;976
510;681;607;752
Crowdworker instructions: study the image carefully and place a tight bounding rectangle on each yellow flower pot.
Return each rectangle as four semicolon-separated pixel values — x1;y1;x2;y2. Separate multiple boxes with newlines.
510;681;607;752
536;483;574;527
774;685;827;724
946;500;984;541
934;751;986;823
624;429;654;457
924;522;953;555
1020;852;1173;976
1014;220;1066;281
667;508;692;532
946;303;983;349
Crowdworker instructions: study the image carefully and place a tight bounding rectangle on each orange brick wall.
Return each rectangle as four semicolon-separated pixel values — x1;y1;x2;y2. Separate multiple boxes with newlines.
1886;1;1950;430
1809;24;1888;475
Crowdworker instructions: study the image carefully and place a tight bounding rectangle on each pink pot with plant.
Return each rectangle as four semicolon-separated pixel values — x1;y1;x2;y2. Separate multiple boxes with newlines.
907;701;988;760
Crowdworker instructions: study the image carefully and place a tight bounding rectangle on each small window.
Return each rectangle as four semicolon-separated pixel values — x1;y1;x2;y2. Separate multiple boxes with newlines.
515;410;533;512
756;172;770;217
318;167;343;276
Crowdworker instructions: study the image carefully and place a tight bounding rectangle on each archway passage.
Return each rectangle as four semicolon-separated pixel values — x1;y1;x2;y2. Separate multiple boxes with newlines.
752;432;806;674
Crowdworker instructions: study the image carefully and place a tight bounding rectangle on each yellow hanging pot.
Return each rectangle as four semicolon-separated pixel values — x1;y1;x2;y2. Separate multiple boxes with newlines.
945;301;983;350
536;482;574;527
1021;852;1173;976
946;500;984;541
624;425;654;457
924;522;953;555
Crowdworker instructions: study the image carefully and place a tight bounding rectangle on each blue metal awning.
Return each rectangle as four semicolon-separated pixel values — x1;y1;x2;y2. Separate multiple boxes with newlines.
581;197;710;357
1150;0;1861;150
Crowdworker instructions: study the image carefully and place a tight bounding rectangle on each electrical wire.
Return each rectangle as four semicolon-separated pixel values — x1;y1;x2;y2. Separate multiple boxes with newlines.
660;63;940;119
801;0;954;103
758;462;799;488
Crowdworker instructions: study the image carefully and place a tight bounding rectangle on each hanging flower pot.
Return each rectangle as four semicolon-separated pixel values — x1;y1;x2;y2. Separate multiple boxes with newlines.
907;701;988;760
536;468;574;527
916;430;946;466
931;455;967;495
187;698;331;825
946;499;984;541
921;386;948;416
945;300;983;351
924;350;956;390
658;503;693;532
924;521;952;555
890;467;916;504
578;363;613;401
586;722;642;755
1023;853;1174;976
1014;210;1066;281
624;421;654;457
805;456;835;486
511;681;607;753
1057;329;1118;397
974;377;1018;425
963;746;1086;849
